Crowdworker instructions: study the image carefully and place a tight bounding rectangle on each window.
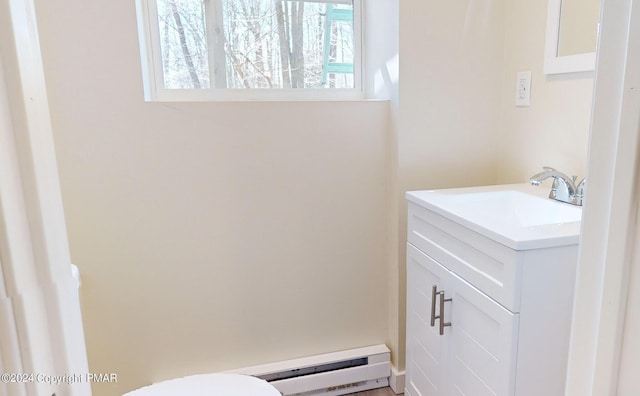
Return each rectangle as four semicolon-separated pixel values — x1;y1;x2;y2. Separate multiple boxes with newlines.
135;0;362;101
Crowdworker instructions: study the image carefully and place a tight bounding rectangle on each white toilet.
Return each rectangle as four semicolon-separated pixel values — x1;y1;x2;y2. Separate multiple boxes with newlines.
123;373;282;396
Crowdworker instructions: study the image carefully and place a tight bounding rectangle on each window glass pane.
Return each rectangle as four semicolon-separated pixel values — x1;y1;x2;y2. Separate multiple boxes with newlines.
220;0;355;89
157;0;210;89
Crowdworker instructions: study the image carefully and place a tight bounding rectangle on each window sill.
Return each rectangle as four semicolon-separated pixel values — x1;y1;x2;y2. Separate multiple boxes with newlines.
144;88;382;103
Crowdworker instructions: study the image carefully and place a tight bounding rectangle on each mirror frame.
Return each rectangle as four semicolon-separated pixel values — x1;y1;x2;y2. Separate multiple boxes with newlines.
544;0;597;75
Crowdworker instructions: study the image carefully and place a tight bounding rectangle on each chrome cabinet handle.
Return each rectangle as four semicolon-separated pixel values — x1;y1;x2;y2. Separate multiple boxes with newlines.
439;291;452;335
431;284;452;335
430;285;439;327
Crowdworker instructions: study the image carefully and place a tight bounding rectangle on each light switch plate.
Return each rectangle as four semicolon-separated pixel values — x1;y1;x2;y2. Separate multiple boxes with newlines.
516;71;532;107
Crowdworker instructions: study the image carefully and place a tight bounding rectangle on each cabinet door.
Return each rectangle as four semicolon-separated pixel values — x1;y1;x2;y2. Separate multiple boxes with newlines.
406;243;450;396
446;271;519;396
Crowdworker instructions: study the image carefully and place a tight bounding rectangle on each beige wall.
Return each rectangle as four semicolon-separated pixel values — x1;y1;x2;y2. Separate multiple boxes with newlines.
34;1;390;395
363;0;401;371
498;0;593;184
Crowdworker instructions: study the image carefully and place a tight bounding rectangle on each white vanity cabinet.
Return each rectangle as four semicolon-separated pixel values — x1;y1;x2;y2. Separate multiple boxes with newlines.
405;185;581;396
407;244;519;396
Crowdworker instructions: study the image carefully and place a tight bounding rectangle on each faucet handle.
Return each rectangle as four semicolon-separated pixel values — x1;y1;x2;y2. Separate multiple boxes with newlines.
575;178;586;205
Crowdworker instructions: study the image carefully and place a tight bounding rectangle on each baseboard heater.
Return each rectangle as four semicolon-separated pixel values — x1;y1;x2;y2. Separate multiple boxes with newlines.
225;344;391;395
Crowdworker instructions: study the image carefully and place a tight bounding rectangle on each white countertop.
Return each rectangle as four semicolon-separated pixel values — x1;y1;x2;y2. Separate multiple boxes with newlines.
406;183;582;250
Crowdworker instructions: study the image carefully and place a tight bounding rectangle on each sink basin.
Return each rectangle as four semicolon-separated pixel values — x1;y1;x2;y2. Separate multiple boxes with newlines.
447;190;582;227
406;184;582;250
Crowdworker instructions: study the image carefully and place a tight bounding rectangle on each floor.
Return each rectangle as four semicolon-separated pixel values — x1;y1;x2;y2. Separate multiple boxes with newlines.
348;387;402;396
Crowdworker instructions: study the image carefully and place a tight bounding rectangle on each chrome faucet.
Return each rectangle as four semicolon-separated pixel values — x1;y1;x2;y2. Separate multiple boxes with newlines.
530;166;586;206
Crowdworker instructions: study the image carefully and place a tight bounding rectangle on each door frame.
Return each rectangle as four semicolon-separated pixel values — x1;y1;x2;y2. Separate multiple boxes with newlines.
565;0;640;395
0;0;91;395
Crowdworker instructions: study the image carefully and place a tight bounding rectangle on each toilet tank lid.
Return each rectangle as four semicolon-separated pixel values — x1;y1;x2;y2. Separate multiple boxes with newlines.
122;373;281;396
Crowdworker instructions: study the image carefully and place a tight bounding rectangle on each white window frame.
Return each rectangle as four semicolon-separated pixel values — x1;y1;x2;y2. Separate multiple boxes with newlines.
135;0;364;101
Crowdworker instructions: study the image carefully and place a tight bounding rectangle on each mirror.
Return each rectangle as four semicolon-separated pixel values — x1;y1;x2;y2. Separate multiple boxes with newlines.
544;0;601;74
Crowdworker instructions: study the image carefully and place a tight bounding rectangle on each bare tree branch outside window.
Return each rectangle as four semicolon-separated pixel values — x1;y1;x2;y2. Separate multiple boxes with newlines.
156;0;354;90
158;0;210;89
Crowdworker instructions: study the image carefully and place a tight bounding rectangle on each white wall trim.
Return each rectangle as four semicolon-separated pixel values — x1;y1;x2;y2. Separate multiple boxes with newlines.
565;0;640;395
0;0;91;395
389;365;404;394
